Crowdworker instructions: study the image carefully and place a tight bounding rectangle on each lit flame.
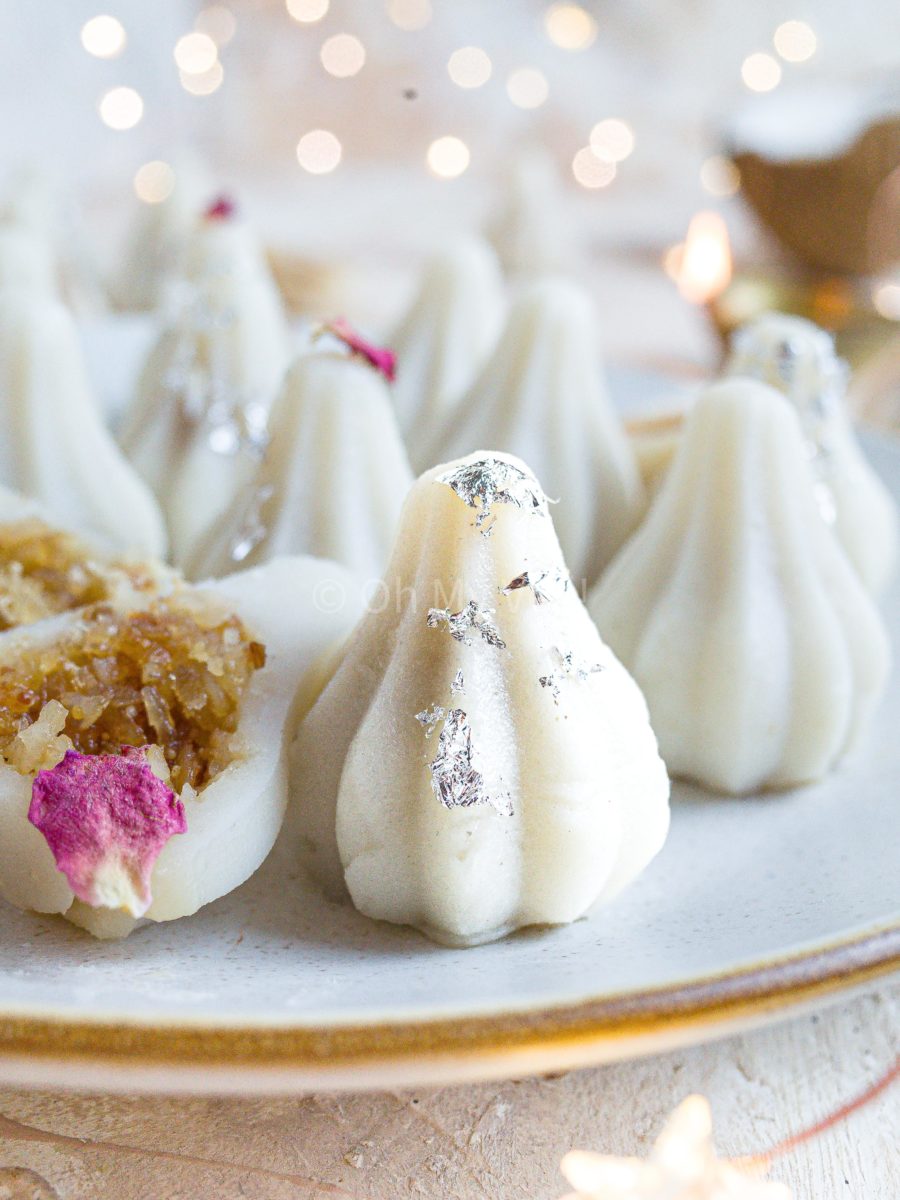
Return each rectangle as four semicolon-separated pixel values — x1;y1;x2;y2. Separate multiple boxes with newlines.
676;212;732;304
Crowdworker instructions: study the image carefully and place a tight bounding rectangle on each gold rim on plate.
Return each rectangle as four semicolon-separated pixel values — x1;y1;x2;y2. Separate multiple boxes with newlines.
0;922;896;1080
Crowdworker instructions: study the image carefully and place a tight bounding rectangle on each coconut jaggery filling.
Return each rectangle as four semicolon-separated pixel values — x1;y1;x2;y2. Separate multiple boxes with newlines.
0;520;111;630
0;598;266;792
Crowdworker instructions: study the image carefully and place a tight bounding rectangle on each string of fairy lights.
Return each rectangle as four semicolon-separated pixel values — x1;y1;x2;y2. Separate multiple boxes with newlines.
79;2;820;206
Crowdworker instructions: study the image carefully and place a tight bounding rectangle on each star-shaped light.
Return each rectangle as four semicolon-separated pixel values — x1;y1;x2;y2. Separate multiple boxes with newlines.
560;1095;792;1199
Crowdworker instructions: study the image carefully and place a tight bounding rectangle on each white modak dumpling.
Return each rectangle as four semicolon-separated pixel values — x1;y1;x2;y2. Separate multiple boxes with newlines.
120;203;291;568
727;312;898;594
110;159;212;311
486;149;573;278
0;290;166;558
1;168;106;318
188;347;414;582
589;378;890;795
0;556;362;938
0;223;58;296
422;279;646;587
390;237;504;472
290;451;670;947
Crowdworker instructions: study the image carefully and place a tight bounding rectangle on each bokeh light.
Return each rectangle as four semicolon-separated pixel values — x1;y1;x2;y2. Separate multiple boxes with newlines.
174;31;218;74
296;129;342;173
134;161;175;204
699;155;741;197
180;61;224;94
447;46;492;89
506;67;549;109
572;148;616;189
741;52;782;92
195;5;237;46
320;34;366;78
427;136;471;179
677;211;732;304
544;4;597;50
81;15;126;59
589;118;635;162
387;0;432;31
773;20;817;62
286;0;329;22
98;86;143;131
873;282;900;320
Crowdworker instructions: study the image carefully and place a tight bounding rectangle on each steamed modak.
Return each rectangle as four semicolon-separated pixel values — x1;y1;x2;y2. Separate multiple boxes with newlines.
626;313;899;595
110;158;213;311
486;149;574;278
390;236;504;472
0;223;57;296
589;378;890;795
121;202;291;568
188;348;413;582
0;556;362;937
290;451;670;947
422;279;646;586
0;291;166;558
727;312;898;595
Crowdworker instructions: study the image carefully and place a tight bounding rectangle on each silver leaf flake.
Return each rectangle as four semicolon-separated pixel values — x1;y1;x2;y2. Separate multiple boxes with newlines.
539;647;603;704
161;292;270;461
415;704;445;737
429;708;513;816
773;335;842;524
732;324;846;525
229;484;275;563
773;334;841;444
205;399;269;459
500;566;570;605
437;458;550;536
450;669;465;694
427;601;506;649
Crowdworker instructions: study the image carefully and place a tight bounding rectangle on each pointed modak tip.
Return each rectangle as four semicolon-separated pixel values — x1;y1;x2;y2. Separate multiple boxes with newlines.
698;374;798;415
424;450;553;535
733;309;833;352
317;318;397;383
203;194;237;222
729;310;847;392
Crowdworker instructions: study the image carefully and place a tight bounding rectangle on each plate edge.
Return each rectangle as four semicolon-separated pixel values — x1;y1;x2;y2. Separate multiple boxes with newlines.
0;922;895;1077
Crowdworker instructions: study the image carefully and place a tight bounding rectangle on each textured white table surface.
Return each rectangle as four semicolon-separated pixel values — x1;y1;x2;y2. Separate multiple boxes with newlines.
0;983;895;1199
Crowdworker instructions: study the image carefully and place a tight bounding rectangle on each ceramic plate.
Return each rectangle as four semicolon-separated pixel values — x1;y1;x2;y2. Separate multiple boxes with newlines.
0;360;897;1094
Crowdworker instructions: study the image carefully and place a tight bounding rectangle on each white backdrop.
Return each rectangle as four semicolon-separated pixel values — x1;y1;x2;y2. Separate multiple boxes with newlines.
1;0;897;200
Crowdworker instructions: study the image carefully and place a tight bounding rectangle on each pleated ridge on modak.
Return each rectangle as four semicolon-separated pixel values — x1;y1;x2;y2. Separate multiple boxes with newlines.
188;346;414;583
0;290;166;559
389;236;504;472
120;201;291;569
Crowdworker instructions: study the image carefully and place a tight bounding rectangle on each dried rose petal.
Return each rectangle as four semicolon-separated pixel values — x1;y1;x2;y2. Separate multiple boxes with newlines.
322;318;397;382
28;748;187;918
204;194;237;222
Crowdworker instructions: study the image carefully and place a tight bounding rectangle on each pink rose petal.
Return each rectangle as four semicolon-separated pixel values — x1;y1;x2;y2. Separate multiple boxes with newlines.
323;318;397;383
203;194;237;222
28;748;187;918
